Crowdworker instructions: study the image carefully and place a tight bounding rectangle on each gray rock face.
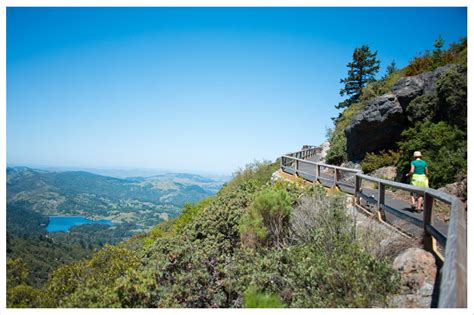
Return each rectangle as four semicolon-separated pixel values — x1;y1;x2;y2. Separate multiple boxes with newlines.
345;93;405;161
344;65;454;162
391;65;453;109
391;76;425;109
390;247;437;308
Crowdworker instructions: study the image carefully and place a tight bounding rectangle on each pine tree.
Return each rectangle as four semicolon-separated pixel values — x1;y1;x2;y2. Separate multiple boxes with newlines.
337;45;380;109
432;34;445;67
383;60;398;79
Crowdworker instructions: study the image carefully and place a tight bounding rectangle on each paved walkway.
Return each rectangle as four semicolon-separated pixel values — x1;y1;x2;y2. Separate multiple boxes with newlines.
286;157;448;239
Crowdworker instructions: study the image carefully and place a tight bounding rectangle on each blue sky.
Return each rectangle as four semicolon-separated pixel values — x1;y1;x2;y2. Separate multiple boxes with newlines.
7;7;467;174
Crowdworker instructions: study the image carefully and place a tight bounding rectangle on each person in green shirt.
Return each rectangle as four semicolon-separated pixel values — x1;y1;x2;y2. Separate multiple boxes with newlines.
405;151;429;212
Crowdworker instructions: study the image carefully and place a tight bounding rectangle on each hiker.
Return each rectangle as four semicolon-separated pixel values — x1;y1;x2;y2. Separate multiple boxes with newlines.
405;151;429;212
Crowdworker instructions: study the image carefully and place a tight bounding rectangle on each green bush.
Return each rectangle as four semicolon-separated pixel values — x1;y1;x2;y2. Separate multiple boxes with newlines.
405;93;438;124
7;258;29;288
361;150;401;173
173;197;213;234
436;68;467;128
240;188;293;248
326;129;347;165
398;121;466;188
243;286;285;308
229;190;399;308
7;284;44;308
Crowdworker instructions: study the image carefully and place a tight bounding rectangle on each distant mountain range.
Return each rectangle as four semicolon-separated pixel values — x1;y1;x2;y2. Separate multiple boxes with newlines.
21;166;232;182
7;166;228;230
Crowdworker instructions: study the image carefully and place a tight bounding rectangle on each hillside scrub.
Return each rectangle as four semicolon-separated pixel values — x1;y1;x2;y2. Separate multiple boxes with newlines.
9;161;401;308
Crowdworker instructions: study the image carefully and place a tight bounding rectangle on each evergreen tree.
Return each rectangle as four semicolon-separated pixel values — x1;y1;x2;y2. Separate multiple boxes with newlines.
434;34;445;51
433;34;445;67
337;45;380;109
382;60;398;79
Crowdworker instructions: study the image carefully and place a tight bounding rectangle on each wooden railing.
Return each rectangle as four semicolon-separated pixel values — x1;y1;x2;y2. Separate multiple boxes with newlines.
280;147;467;308
284;145;320;161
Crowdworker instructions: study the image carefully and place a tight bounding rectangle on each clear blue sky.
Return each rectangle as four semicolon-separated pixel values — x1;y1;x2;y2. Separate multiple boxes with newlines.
7;7;467;174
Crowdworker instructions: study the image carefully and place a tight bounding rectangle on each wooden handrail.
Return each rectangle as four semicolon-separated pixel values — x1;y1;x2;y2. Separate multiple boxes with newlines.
280;146;467;308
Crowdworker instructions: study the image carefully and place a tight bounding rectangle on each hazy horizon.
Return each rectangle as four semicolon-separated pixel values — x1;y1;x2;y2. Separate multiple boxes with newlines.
7;163;234;178
7;7;467;173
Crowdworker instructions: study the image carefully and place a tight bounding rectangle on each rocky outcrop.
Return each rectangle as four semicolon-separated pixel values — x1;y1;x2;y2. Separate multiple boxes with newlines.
345;93;405;161
370;166;397;181
438;178;467;202
344;65;454;162
313;141;330;163
390;247;438;308
392;65;454;109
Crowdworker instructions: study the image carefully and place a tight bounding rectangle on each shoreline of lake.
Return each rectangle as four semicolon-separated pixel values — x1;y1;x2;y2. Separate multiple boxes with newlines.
46;215;113;233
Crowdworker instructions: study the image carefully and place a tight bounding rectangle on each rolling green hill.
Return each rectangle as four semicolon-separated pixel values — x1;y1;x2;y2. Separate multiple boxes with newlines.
7;167;226;229
6;167;227;288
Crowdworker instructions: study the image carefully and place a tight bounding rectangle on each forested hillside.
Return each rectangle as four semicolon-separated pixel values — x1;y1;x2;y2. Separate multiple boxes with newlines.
7;161;401;307
6;167;226;290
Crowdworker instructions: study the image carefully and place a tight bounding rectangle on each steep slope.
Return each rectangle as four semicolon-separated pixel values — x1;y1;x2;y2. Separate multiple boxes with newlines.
7;161;401;308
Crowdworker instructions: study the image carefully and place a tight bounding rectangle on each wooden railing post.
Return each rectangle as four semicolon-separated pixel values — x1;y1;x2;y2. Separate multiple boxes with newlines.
354;174;361;204
333;168;338;187
423;193;434;252
315;164;320;182
295;159;299;176
378;183;386;221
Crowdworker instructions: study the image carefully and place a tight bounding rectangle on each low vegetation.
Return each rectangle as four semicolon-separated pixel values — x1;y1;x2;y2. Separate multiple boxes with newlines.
8;161;400;308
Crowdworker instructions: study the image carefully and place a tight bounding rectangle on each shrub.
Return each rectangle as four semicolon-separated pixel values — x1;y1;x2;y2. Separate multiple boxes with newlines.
243;286;285;308
361;150;401;173
398;121;466;188
405;93;438;124
405;68;466;130
326;129;347;165
436;68;467;128
405;37;466;76
230;189;400;308
405;50;435;76
240;188;293;248
7;258;29;288
222;160;279;195
360;69;406;101
173;197;213;234
7;284;44;308
290;187;348;243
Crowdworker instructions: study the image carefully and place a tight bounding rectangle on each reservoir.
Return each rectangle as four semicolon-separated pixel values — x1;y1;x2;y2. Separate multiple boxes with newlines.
47;215;113;232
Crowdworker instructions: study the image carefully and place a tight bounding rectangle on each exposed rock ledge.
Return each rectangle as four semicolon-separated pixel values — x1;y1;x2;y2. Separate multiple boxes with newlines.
344;65;454;162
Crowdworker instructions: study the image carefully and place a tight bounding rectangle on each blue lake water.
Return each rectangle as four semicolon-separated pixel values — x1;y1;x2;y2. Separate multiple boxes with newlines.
47;216;113;232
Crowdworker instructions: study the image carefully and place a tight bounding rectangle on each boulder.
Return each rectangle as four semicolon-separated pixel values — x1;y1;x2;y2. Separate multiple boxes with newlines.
390;247;437;308
344;93;405;161
370;166;398;181
391;76;425;109
438;179;467;202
